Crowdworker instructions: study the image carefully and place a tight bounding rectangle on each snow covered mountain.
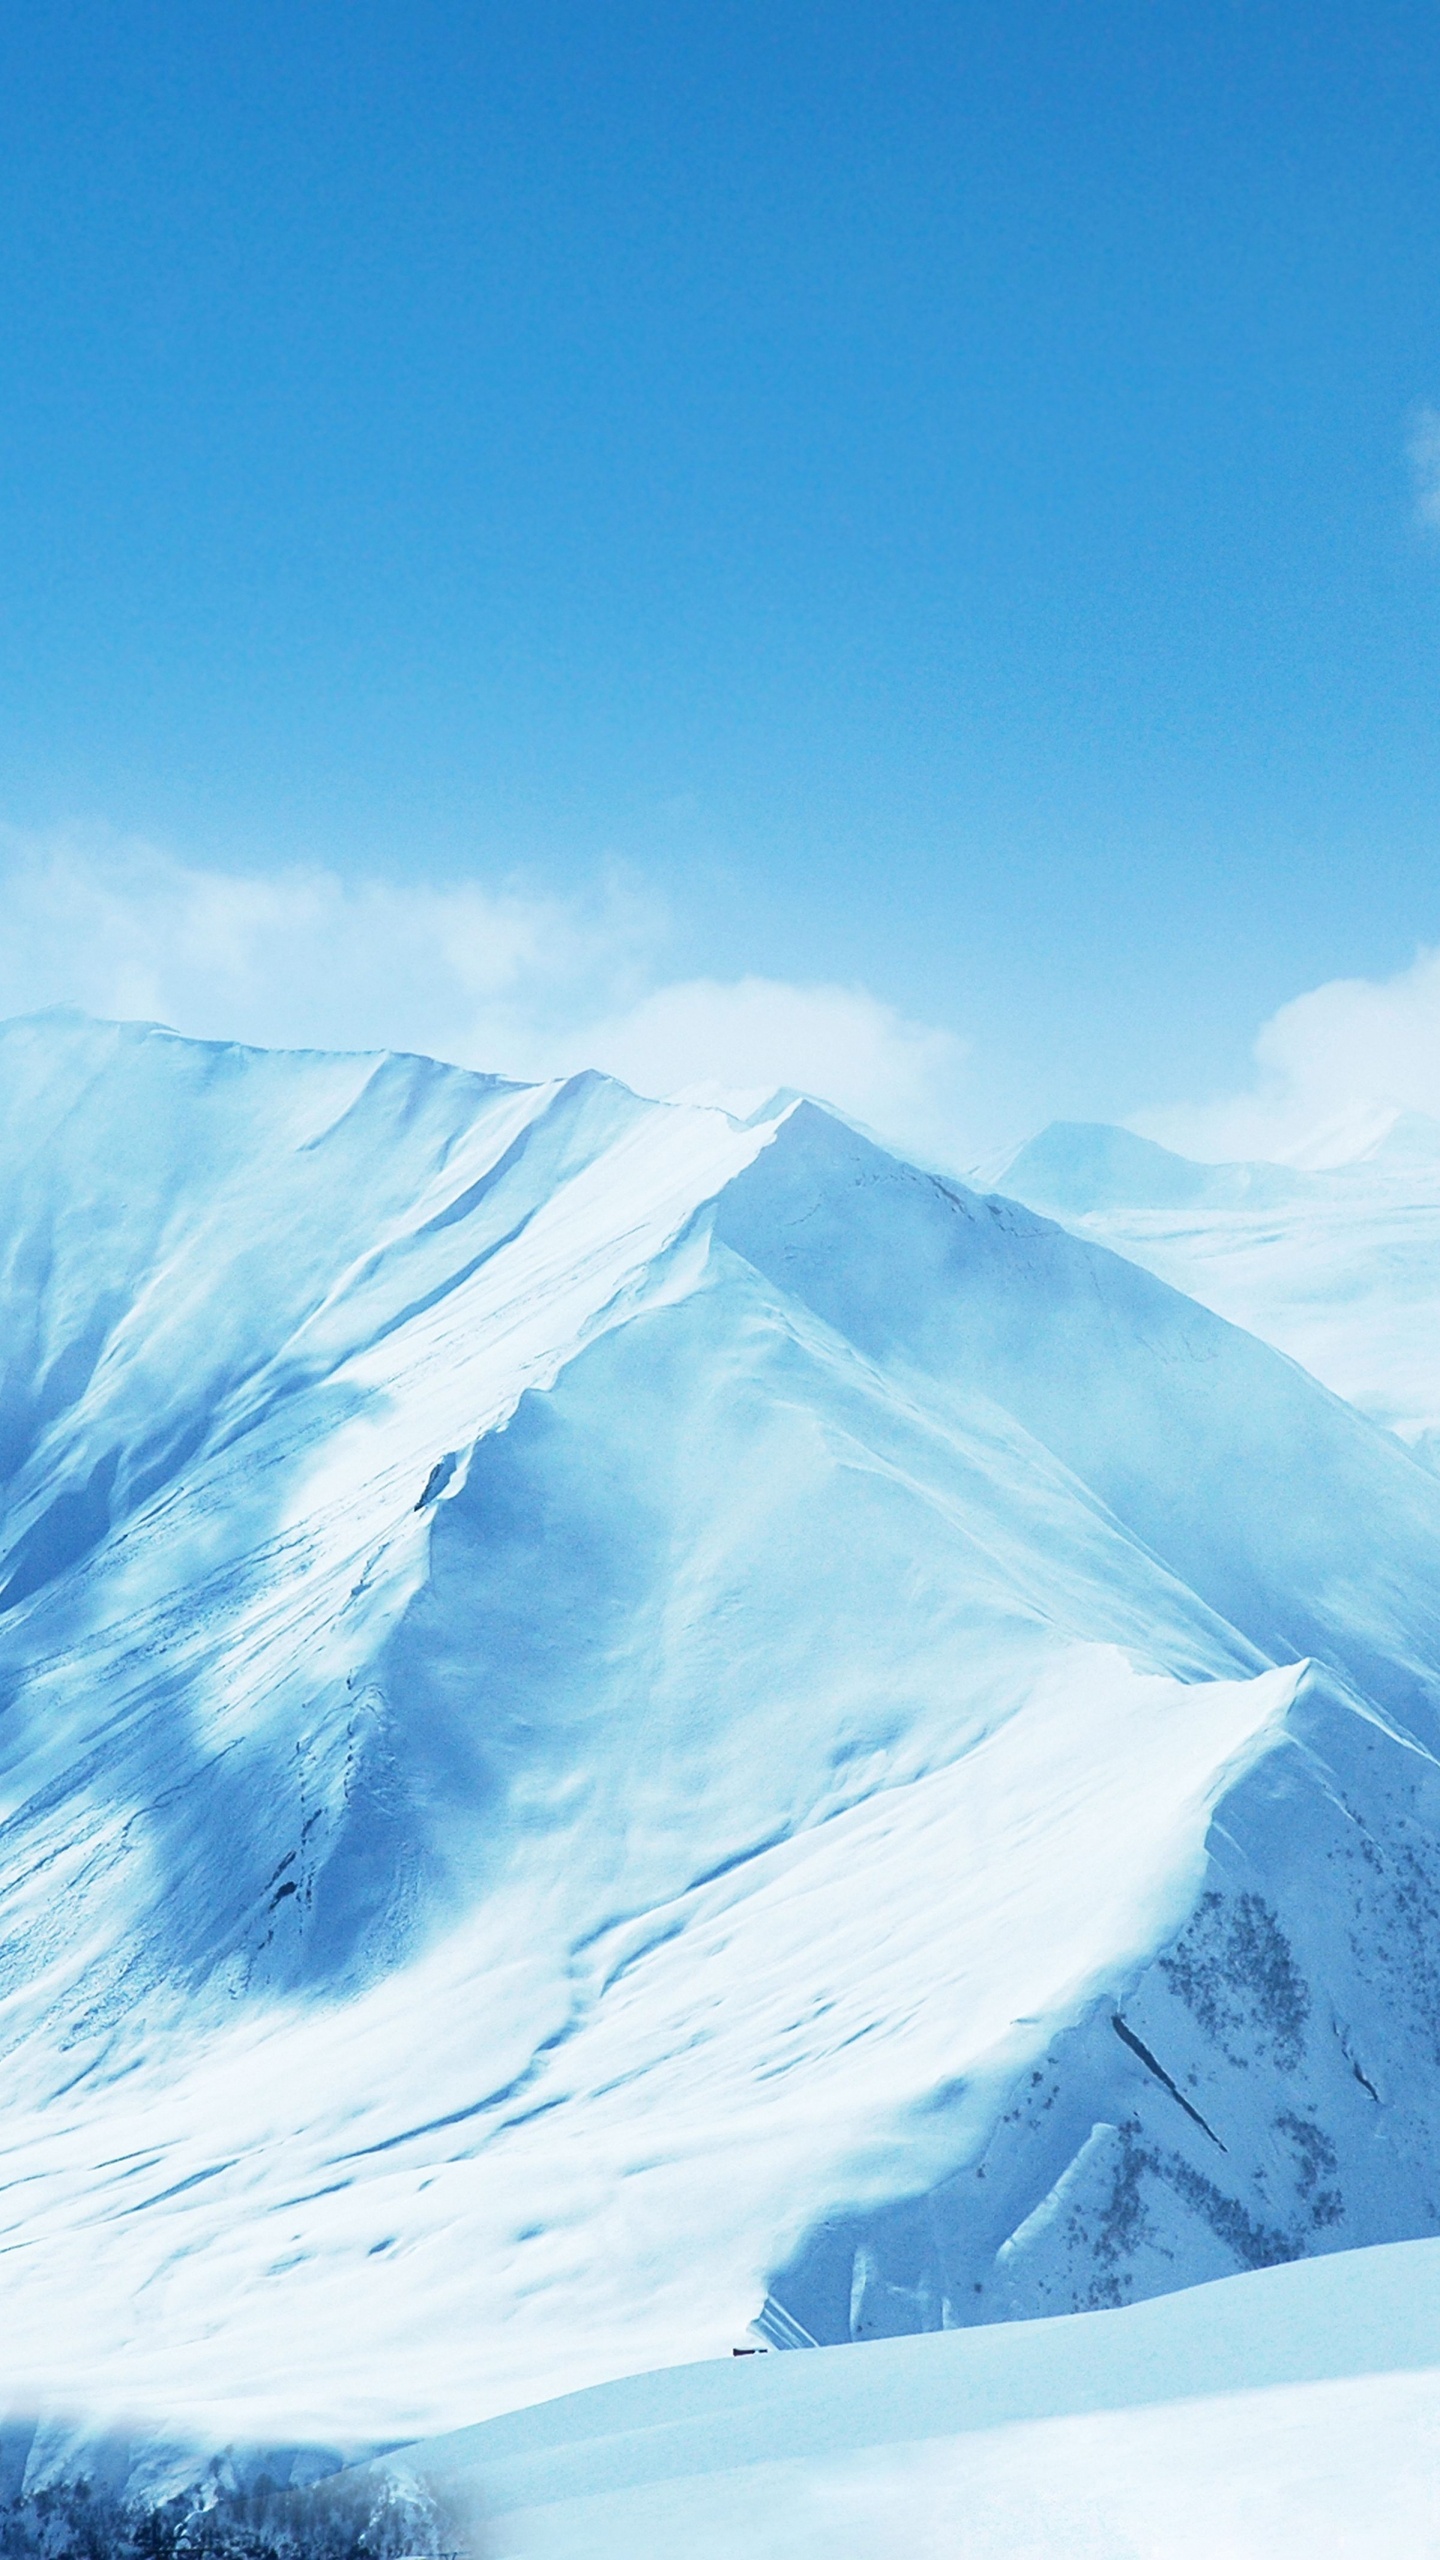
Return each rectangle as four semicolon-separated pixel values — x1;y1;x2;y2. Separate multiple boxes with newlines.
3;1014;1440;2449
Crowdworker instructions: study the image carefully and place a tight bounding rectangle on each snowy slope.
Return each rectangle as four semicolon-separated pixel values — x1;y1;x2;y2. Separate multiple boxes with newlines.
987;1114;1440;1452
378;2238;1440;2557
1;1018;1440;2444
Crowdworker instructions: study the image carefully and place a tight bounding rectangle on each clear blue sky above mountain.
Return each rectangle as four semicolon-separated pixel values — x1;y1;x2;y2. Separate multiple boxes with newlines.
3;3;1440;1151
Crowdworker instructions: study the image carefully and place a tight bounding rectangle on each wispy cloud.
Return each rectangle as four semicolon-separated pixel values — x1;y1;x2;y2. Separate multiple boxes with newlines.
0;828;980;1170
1407;405;1440;531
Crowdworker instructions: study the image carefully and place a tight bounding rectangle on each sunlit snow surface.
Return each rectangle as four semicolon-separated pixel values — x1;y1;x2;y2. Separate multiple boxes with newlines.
3;1020;1440;2451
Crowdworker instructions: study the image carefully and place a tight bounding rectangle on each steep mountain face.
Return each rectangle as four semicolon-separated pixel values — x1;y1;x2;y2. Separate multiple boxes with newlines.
988;1115;1440;1453
2;1018;1440;2442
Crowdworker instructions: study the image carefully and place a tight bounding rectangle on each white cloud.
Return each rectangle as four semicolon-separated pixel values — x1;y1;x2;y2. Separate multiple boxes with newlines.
0;830;978;1170
1136;943;1440;1166
1408;405;1440;532
0;830;654;1074
580;975;972;1165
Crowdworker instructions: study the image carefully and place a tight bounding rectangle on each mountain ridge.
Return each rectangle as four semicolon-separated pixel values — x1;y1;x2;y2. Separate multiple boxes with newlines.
0;1017;1438;2441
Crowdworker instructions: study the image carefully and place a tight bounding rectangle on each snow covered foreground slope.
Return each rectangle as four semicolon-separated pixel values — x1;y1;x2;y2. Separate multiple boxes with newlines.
372;2237;1440;2556
2;1017;1440;2442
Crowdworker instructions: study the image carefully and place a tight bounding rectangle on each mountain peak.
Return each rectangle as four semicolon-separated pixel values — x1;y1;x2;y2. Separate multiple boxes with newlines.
981;1118;1306;1214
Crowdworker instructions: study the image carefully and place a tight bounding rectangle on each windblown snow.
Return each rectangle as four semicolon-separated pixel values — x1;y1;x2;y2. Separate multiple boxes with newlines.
2;1017;1440;2456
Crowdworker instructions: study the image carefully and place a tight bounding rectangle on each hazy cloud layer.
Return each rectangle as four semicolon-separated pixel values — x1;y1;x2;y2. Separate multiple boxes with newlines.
0;832;978;1169
0;833;652;1069
16;830;1432;1178
1138;944;1440;1165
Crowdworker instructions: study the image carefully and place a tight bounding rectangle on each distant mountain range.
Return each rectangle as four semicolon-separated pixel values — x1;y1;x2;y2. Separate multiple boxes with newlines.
987;1112;1440;1455
2;1016;1440;2452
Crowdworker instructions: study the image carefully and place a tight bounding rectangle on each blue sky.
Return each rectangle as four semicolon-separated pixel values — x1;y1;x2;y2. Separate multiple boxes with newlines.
4;2;1440;1160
